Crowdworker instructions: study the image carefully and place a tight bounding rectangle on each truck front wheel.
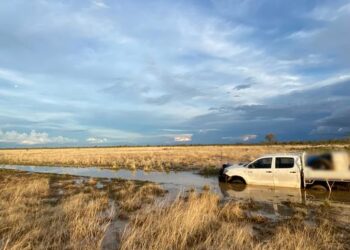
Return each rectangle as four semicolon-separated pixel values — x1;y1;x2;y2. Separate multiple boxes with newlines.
230;176;246;185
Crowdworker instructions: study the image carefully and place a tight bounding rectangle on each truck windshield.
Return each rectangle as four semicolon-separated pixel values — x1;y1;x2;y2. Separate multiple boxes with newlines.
248;158;272;169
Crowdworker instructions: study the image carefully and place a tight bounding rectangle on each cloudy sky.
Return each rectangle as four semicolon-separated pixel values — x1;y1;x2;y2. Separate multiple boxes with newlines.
0;0;350;147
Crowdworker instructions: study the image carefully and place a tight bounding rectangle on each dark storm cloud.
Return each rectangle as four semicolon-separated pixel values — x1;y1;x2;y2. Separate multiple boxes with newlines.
319;109;350;130
188;78;350;141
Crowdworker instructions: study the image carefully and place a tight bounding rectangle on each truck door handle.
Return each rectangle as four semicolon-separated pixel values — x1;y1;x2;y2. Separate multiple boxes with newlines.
290;171;296;173
266;171;272;173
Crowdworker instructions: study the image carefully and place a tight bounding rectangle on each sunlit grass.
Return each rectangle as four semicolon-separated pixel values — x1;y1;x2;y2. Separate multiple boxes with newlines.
121;192;345;250
0;170;165;250
0;144;348;171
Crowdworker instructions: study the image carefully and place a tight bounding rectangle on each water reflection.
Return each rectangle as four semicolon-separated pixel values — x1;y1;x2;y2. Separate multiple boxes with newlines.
219;182;350;222
219;182;350;204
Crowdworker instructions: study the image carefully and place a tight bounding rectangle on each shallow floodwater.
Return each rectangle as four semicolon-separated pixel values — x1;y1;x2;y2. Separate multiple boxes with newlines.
2;165;350;249
1;165;350;207
0;164;219;190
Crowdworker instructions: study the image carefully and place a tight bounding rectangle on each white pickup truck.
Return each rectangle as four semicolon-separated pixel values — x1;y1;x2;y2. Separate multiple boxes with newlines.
220;152;350;191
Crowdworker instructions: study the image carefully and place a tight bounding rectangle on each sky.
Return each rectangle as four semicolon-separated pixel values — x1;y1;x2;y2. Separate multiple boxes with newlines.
0;0;350;147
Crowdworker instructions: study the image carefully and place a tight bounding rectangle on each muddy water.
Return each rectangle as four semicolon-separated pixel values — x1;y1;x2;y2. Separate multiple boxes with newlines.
1;164;350;207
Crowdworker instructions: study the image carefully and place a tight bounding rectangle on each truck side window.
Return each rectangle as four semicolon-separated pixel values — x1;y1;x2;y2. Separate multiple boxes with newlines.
276;157;294;169
249;158;272;169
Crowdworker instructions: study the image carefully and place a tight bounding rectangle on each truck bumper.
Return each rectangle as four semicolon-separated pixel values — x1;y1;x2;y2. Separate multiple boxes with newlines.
218;168;229;182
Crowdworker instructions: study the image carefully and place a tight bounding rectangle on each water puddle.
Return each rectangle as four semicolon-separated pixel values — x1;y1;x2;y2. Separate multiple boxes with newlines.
1;164;350;208
96;182;104;189
0;165;215;187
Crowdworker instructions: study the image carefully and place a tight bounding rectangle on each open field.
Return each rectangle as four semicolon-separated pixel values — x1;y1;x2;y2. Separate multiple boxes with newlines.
0;144;349;172
1;170;349;250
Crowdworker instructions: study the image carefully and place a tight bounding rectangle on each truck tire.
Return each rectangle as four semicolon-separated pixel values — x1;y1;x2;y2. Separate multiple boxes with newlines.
230;176;246;184
310;184;328;192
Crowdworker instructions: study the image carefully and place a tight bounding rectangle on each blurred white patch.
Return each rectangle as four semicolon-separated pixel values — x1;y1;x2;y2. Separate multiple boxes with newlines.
198;128;219;134
240;134;257;141
92;0;108;8
86;137;108;144
174;134;192;142
222;134;257;142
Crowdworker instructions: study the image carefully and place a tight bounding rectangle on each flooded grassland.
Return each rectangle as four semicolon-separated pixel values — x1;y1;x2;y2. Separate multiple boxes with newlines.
0;144;349;173
1;168;349;250
0;169;165;249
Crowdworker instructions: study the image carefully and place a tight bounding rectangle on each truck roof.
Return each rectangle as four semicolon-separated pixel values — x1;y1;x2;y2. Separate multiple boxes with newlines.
260;153;303;158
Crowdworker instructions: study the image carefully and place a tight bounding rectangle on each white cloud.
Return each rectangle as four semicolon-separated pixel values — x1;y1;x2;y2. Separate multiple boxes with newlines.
198;128;219;134
86;137;108;144
222;134;257;142
177;18;252;60
305;74;350;91
91;0;108;9
286;29;320;40
161;129;188;132
174;134;192;142
87;128;144;141
0;68;32;86
310;2;350;21
240;134;257;141
0;130;76;145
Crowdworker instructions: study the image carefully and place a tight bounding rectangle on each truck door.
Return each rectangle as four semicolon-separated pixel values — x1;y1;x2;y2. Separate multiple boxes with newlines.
247;157;274;187
273;157;301;188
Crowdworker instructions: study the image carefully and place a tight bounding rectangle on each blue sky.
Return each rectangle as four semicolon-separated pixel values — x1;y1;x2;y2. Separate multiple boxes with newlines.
0;0;350;146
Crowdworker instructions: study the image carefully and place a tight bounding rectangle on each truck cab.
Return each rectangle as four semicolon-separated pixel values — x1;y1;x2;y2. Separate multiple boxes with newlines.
222;154;302;188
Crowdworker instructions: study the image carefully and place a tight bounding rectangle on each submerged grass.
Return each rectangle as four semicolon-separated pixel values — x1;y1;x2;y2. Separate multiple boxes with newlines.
121;192;346;250
0;170;165;250
0;177;111;249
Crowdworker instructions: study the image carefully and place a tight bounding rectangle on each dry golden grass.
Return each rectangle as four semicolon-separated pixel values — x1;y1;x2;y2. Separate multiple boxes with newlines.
0;170;165;250
111;180;166;214
0;177;111;249
258;221;341;250
0;144;348;171
121;192;345;250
